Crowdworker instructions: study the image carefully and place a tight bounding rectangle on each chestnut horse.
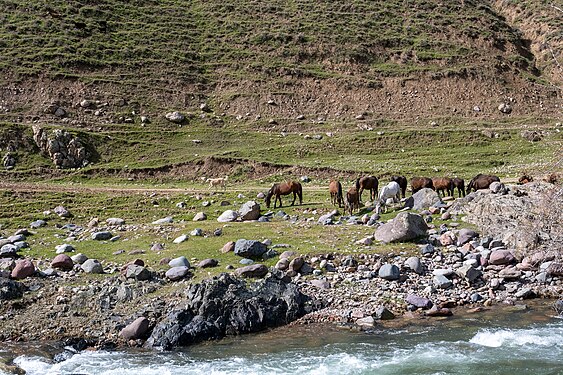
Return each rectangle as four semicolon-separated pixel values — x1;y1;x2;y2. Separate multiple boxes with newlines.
451;178;465;197
356;175;378;202
265;181;303;208
346;186;360;215
390;175;407;199
432;177;453;197
410;177;433;194
467;174;500;192
518;175;533;184
329;180;344;208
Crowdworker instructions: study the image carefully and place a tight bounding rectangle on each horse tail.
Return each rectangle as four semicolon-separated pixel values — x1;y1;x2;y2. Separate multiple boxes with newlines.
337;181;343;201
298;182;303;204
355;178;360;191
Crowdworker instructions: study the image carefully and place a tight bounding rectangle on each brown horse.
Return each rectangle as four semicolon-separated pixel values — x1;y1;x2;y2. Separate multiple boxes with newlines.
390;175;407;199
432;177;453;197
329;180;344;208
265;181;303;208
467;174;500;192
356;175;378;202
518;175;533;184
346;186;360;215
451;178;466;197
410;177;433;194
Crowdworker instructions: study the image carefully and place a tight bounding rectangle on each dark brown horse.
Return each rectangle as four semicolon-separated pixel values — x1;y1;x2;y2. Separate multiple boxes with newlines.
356;175;378;202
390;175;407;199
432;177;453;197
410;177;433;194
265;181;303;208
346;186;360;215
329;180;344;208
467;174;500;192
451;177;465;197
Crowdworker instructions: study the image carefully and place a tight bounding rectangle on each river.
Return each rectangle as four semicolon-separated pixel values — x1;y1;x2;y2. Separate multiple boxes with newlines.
2;303;562;375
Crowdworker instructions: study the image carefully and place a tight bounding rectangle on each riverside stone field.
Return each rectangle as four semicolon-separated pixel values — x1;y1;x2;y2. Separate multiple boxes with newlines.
0;0;563;373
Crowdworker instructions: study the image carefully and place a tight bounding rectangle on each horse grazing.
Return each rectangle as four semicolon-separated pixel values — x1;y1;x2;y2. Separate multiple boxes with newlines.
346;187;360;215
390;175;407;199
451;178;466;197
265;181;303;209
432;177;453;197
410;177;433;195
329;180;344;208
356;175;378;202
376;181;401;213
467;174;500;192
518;175;533;184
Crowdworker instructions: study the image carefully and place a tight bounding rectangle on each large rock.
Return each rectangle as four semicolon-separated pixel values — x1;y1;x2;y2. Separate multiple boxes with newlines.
374;212;428;243
234;239;268;259
91;231;112;241
168;256;190;268
457;228;478;246
378;264;400;280
166;266;191;281
51;254;74;271
489;250;515;265
11;259;35;279
0;278;24;300
146;273;309;349
239;201;261;221
120;317;150;340
404;188;442;210
235;264;269;278
81;259;103;274
165;111;186;123
405;294;433;309
126;265;151;281
217;210;238;222
0;244;18;258
32;125;90;169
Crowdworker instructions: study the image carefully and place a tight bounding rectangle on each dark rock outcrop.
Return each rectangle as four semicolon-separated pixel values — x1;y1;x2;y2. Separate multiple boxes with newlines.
0;277;25;300
146;273;310;349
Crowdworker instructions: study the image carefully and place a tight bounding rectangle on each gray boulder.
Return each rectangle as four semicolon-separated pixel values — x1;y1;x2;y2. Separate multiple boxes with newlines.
126;265;151;281
193;212;207;221
30;219;47;229
165;111;185;123
0;278;24;300
0;244;18;258
373;306;395;320
378;264;400;280
81;259;103;274
173;234;188;244
404;188;442;210
457;228;478;246
106;218;125;226
456;265;482;283
166;266;190;281
91;231;112;241
71;253;88;264
217;210;238;223
152;217;174;225
54;205;71;218
55;243;75;254
374;212;428;243
234;239;268;259
310;279;331;289
405;256;424;274
433;274;452;289
239;201;261;221
168;256;190;268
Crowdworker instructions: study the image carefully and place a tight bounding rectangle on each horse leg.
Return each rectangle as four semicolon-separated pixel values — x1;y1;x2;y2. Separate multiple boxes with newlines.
291;192;296;206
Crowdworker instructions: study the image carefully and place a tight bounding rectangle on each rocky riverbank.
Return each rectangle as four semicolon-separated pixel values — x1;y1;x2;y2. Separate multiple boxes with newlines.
0;181;561;356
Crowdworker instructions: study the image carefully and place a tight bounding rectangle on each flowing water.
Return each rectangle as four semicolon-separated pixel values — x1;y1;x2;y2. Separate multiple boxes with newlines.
2;305;562;375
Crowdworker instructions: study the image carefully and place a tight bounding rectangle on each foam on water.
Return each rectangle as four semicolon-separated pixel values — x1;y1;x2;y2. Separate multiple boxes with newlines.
469;324;563;348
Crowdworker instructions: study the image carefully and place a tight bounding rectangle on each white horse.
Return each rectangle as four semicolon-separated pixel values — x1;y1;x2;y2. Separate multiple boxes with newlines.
206;176;228;190
376;181;401;213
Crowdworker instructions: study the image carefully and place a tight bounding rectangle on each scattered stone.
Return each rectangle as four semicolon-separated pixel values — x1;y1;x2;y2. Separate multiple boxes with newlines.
0;244;18;258
81;259;103;274
221;241;235;254
498;103;512;114
165;111;186;123
456;265;482;283
173;234;188;244
0;278;24;300
198;259;219;268
55;243;75;254
11;259;35;279
106;218;125;226
235;264;268;278
151;243;165;252
373;306;395;320
234;239;267;259
126;265;151;281
91;231;112;241
356;316;375;327
30;220;47;229
51;254;73;271
405;256;424;274
168;256;190;268
289;257;305;272
152;217;173;225
489;250;515;265
355;237;374;246
425;307;453;317
406;294;433;309
457;228;478;246
515;288;534;299
217;210;238;222
404;188;442;210
193;212;207;221
378;264;400;280
433;274;453;289
310;279;331;289
166;266;190;281
54;206;71;218
71;253;88;264
190;229;203;237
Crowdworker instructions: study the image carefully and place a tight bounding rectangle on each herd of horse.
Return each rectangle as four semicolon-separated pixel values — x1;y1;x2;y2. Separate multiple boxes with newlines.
265;173;503;214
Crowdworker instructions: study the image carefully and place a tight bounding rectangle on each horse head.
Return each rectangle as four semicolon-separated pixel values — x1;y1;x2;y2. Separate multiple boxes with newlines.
265;184;277;208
